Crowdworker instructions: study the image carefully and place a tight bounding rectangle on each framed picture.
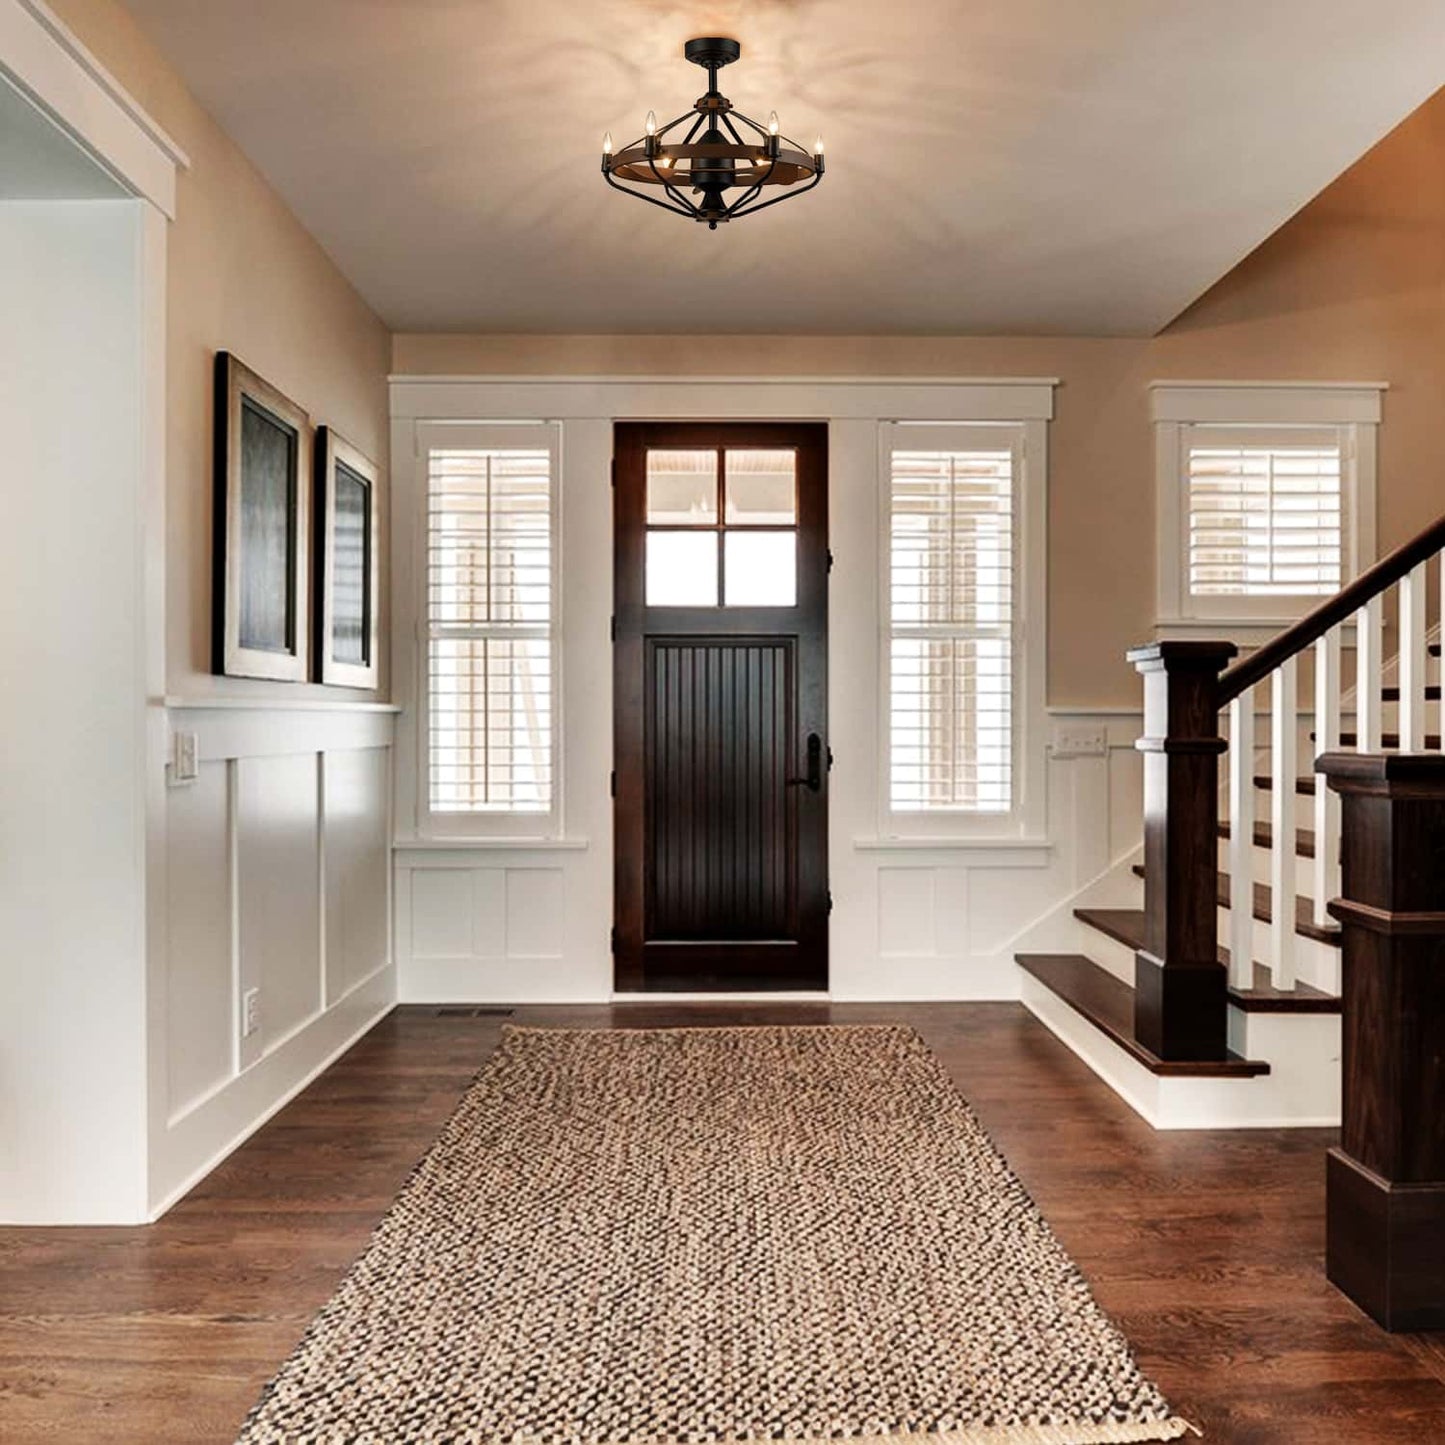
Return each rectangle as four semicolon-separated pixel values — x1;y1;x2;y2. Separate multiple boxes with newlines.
213;352;311;681
314;428;380;688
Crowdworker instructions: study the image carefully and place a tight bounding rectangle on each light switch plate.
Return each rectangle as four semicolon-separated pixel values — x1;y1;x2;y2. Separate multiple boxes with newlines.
170;729;199;784
1051;723;1109;759
241;988;261;1038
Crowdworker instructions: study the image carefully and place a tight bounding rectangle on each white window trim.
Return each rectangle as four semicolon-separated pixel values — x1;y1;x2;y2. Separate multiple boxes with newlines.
876;418;1048;842
410;419;564;840
390;376;1058;852
1151;381;1382;637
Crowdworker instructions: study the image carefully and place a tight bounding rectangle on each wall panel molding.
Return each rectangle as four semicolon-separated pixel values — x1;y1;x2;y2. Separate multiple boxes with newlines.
149;704;395;1215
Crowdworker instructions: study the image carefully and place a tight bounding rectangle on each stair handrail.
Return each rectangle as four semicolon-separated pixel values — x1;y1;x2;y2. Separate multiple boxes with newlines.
1128;502;1445;1064
1218;510;1445;704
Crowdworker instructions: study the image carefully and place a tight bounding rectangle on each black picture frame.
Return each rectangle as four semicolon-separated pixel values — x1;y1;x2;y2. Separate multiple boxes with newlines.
213;352;311;681
314;427;379;688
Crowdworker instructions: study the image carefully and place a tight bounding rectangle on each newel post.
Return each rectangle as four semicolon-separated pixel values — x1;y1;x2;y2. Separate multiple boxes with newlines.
1127;641;1237;1060
1319;752;1445;1331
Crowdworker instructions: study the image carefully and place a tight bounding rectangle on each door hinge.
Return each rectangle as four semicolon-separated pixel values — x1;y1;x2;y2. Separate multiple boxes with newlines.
610;456;617;487
827;891;834;915
610;925;619;953
827;745;834;771
827;549;835;573
610;770;617;797
610;615;617;643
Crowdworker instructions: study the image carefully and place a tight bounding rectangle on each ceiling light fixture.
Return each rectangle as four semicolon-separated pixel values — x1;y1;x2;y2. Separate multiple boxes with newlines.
601;37;824;230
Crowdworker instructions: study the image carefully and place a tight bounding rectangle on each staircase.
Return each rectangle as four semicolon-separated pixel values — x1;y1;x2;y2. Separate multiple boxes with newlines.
1017;509;1445;1128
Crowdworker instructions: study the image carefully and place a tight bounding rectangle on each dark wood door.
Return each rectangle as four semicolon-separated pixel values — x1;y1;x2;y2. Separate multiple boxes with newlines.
613;422;828;992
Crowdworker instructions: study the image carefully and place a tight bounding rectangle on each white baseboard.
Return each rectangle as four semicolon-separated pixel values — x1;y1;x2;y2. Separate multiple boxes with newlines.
147;963;396;1218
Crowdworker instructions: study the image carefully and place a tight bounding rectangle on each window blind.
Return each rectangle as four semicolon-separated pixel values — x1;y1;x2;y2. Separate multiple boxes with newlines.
1187;430;1342;597
427;448;553;814
888;446;1014;814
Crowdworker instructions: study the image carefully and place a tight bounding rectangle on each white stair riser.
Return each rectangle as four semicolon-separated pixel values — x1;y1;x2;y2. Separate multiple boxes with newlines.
1021;976;1343;1129
1226;1007;1341;1125
1076;900;1341;996
1071;872;1341;995
1083;925;1141;986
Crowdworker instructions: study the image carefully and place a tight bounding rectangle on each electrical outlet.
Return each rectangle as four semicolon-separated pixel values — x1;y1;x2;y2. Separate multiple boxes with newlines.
242;987;261;1038
1052;723;1109;759
170;729;199;784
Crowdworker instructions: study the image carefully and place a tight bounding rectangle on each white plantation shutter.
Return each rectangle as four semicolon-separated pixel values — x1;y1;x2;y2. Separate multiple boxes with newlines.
1186;426;1343;597
426;440;556;816
887;434;1017;815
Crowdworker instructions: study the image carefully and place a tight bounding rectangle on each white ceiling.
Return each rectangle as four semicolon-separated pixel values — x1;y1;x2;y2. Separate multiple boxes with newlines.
121;0;1445;336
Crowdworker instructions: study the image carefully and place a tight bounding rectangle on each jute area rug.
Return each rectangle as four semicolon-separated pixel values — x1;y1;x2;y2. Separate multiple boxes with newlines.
237;1025;1191;1444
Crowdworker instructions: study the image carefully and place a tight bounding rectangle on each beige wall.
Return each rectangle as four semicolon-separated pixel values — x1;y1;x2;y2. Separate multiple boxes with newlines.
47;0;392;700
42;0;1445;708
395;91;1445;708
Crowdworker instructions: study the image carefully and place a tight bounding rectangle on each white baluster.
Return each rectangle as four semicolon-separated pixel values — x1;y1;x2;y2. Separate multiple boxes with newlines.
1400;562;1429;750
1439;550;1445;745
1227;691;1256;991
1270;656;1298;990
1313;631;1342;930
1355;594;1384;752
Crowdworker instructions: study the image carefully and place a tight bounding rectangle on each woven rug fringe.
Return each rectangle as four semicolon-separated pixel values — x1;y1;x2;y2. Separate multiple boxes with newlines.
647;1421;1200;1445
850;1422;1197;1445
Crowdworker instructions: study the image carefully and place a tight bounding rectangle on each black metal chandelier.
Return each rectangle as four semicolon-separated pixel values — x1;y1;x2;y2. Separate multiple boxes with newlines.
601;37;824;230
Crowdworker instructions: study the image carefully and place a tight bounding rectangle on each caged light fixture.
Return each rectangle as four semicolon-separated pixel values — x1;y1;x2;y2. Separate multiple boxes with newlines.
601;37;824;230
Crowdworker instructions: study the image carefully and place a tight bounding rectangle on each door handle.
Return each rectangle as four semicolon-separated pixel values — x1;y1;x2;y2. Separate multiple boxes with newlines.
786;733;824;793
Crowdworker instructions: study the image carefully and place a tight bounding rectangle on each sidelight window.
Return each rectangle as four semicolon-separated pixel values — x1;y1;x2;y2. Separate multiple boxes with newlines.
423;430;558;823
885;429;1020;817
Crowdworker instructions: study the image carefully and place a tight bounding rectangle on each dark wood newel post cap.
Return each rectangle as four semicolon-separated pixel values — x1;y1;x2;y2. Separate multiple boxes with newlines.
1126;640;1238;672
1318;751;1445;795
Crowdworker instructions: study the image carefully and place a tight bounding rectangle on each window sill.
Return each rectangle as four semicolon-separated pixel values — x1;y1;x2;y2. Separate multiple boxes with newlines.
1155;617;1357;646
394;836;589;853
853;835;1053;866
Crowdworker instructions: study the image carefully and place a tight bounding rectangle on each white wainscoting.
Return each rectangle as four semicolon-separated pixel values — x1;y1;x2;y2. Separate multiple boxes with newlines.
394;842;605;1002
148;701;397;1216
392;715;1142;1004
830;713;1145;999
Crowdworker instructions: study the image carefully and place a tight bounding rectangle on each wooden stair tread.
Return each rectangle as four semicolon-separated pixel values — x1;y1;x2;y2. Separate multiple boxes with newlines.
1073;908;1340;1012
1255;773;1318;795
1074;906;1147;952
1128;867;1341;944
1319;732;1442;748
1217;820;1315;858
1017;953;1271;1075
1380;685;1442;702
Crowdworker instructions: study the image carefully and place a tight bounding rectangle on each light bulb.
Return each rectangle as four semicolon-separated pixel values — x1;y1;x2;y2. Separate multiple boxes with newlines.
814;135;824;156
768;110;780;136
657;156;673;169
603;131;613;155
645;109;657;137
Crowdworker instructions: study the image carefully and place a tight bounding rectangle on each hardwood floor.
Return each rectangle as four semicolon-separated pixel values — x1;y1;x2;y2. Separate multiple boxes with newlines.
3;1001;1443;1443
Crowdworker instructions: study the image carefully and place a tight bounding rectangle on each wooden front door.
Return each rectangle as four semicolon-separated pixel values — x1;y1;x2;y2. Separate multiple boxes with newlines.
613;422;829;992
